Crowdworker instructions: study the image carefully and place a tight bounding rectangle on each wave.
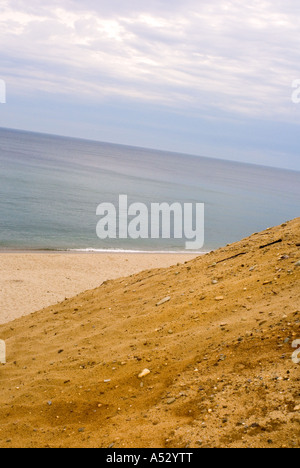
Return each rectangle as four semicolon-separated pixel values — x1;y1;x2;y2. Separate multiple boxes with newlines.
65;248;208;254
0;247;208;254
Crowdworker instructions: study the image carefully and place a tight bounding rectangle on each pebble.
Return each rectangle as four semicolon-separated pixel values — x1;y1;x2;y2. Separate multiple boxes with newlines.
138;369;151;379
295;261;300;267
215;296;224;301
156;296;171;307
166;398;176;405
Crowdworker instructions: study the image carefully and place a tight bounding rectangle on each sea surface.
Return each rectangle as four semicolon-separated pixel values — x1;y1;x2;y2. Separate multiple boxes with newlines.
0;127;299;252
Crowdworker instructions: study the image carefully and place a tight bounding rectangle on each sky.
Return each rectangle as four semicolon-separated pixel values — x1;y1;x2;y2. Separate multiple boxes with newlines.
0;0;300;170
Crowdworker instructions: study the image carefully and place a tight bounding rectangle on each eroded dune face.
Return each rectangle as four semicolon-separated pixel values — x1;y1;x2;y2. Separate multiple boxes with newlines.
0;218;299;448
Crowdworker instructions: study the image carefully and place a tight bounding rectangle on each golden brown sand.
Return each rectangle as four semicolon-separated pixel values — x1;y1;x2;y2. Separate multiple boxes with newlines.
0;219;299;448
0;253;198;325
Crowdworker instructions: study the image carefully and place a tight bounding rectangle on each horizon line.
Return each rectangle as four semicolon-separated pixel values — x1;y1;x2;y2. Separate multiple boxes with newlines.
1;125;298;174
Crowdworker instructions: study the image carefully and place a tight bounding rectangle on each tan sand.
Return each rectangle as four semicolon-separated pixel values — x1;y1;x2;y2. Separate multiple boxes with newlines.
0;253;198;324
0;219;299;448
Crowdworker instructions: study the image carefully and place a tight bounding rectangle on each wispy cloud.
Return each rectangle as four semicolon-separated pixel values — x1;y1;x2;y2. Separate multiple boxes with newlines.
1;0;299;117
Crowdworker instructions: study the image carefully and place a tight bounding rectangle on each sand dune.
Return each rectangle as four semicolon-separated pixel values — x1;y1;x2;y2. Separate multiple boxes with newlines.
0;219;299;448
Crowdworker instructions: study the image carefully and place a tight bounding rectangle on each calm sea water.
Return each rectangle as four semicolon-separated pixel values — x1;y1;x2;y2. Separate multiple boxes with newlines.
0;127;299;252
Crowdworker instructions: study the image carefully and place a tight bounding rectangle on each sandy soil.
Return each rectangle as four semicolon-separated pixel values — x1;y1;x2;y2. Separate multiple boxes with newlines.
0;253;198;324
0;219;299;448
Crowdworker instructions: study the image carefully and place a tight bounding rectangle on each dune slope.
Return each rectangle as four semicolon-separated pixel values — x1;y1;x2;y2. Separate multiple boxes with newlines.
0;218;299;448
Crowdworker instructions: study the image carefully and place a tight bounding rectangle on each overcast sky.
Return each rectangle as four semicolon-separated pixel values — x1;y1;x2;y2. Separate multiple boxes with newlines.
0;0;300;170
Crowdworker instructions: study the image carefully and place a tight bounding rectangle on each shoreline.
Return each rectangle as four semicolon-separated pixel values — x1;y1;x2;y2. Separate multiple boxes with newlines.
0;252;199;325
0;249;207;254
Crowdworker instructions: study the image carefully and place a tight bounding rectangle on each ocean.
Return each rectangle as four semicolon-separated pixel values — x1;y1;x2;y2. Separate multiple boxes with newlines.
0;127;299;252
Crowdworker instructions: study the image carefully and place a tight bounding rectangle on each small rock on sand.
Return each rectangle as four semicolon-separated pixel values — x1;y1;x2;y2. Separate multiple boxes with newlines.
166;398;176;405
138;369;151;379
156;296;171;307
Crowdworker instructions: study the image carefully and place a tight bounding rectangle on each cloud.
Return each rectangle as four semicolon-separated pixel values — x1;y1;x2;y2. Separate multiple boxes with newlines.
1;0;299;122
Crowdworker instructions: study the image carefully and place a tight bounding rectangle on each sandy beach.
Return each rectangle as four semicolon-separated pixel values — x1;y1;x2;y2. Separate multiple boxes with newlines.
0;218;299;448
0;253;198;324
